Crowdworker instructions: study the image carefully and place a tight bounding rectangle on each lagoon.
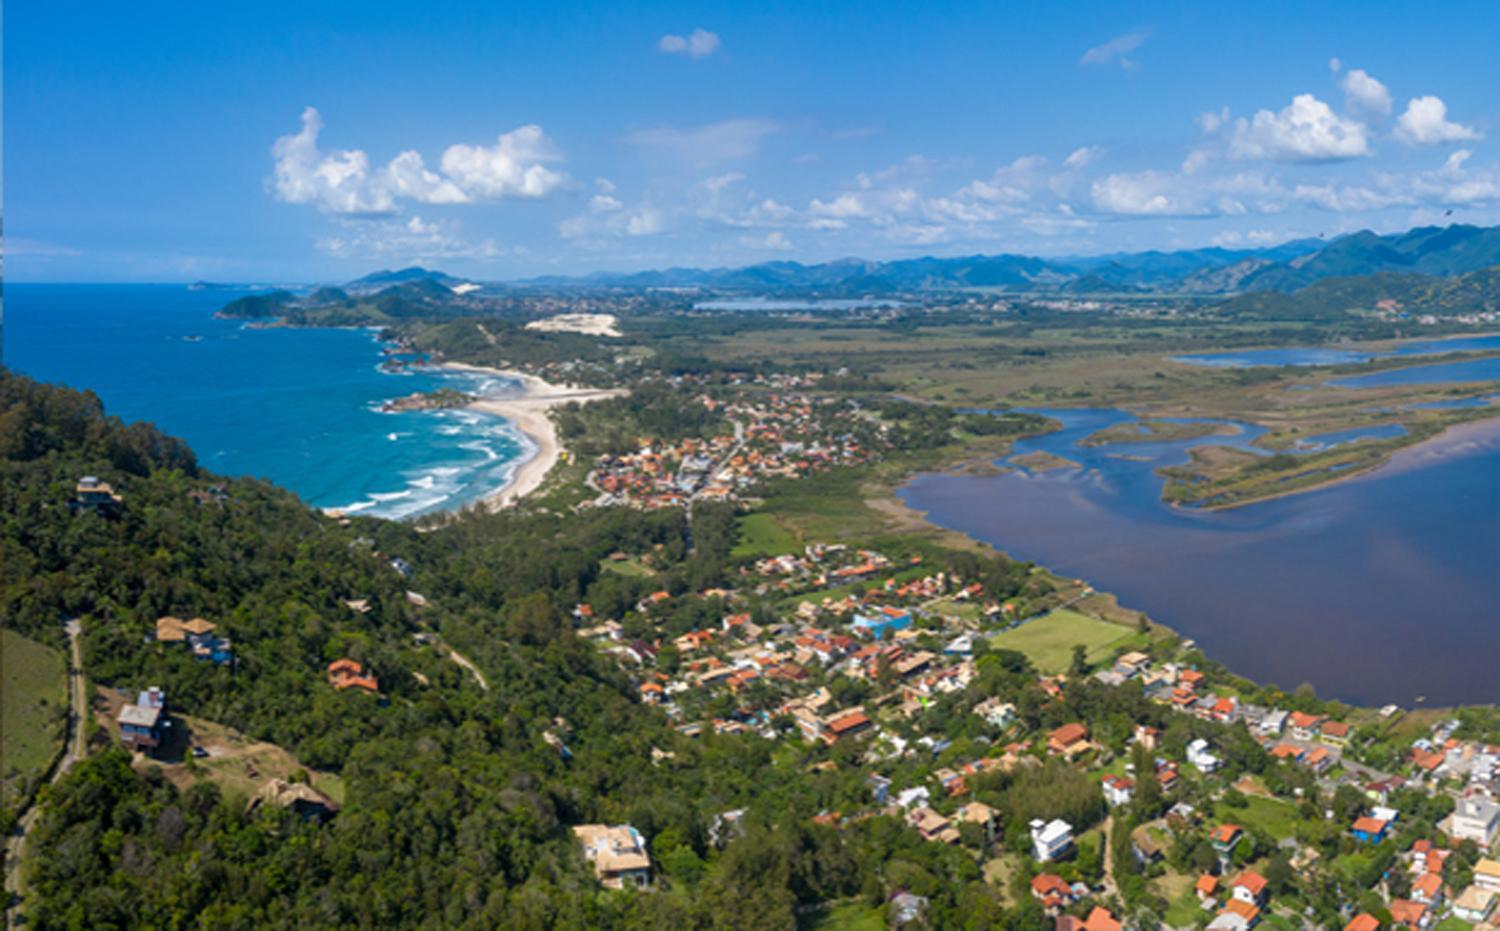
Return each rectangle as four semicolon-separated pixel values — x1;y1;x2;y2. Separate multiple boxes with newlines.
900;407;1500;706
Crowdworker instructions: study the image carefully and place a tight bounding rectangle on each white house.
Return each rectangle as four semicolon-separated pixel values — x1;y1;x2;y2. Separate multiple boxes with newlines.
1187;738;1222;774
1446;795;1500;847
1030;818;1074;862
1101;774;1134;807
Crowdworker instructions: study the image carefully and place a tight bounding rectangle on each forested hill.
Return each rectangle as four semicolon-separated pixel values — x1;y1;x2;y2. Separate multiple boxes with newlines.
2;368;1099;929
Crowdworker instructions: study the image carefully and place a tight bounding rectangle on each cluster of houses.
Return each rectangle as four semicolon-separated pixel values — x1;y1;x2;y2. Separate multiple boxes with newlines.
154;615;233;665
558;539;1500;928
585;392;882;510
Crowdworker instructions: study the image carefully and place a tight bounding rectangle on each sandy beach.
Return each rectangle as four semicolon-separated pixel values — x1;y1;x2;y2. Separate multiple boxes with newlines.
440;362;625;509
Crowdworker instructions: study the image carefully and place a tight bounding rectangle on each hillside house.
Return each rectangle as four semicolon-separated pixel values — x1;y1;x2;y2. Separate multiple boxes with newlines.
573;824;651;889
117;687;168;753
71;476;123;516
327;658;379;693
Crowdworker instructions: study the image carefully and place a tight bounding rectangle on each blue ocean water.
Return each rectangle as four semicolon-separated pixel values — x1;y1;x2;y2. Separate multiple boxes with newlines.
4;284;530;519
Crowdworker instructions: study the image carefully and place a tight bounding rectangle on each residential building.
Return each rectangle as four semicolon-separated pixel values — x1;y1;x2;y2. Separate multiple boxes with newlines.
1101;773;1134;807
1188;738;1222;773
1446;794;1500;847
1474;858;1500;893
117;686;168;753
1047;722;1090;756
1030;818;1074;862
573;824;651;889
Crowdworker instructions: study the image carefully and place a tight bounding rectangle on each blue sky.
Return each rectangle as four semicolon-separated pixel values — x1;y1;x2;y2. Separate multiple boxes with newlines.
8;0;1500;281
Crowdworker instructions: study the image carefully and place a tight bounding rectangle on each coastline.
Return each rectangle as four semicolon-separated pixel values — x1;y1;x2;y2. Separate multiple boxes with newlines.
438;362;625;510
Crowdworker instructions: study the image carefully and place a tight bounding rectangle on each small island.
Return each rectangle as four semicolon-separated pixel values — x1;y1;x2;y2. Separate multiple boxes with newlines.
380;388;475;413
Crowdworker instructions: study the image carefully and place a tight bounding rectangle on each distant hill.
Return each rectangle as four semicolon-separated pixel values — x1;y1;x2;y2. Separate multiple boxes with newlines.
1208;263;1500;321
506;224;1500;296
1236;225;1500;292
347;266;460;289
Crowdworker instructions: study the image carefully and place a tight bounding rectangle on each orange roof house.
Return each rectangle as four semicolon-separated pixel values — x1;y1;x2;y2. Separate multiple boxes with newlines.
1344;915;1380;931
1048;722;1090;755
1195;874;1219;899
328;658;378;693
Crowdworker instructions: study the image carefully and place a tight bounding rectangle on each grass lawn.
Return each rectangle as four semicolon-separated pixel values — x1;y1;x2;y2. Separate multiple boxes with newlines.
732;511;798;558
2;629;68;792
1433;919;1474;931
1214;796;1302;840
599;556;657;579
1163;886;1205;928
796;901;885;930
990;609;1136;673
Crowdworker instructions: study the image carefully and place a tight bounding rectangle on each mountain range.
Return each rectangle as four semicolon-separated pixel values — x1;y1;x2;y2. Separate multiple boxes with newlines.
499;223;1500;295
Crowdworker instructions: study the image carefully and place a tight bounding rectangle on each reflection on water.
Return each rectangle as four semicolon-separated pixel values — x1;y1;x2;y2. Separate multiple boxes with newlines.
1176;333;1500;368
900;408;1500;706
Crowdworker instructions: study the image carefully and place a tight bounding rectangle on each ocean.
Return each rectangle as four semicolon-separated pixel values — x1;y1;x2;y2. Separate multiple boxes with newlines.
3;284;530;520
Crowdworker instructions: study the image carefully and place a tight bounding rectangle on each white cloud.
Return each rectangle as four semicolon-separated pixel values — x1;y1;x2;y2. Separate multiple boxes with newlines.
658;28;721;59
270;107;567;216
1393;96;1481;145
1339;68;1392;124
272;107;396;215
440;126;567;199
741;231;793;251
1091;171;1210;216
1064;146;1104;170
1080;28;1152;69
1228;94;1371;161
625;118;779;164
809;193;871;219
384;151;470;204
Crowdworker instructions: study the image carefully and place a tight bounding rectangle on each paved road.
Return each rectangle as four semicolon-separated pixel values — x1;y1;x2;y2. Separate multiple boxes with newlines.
5;620;86;928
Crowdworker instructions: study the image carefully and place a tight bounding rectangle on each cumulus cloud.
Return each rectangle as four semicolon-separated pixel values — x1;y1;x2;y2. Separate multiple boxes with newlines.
272;107;396;215
625;118;779;164
658;28;720;59
1339;67;1392;124
1228;94;1371;161
1080;28;1152;69
270;107;567;216
1393;96;1481;145
1091;171;1211;216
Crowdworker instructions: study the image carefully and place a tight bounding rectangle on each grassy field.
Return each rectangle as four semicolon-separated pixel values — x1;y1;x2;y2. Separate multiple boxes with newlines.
732;511;799;558
990;609;1139;673
2;629;68;793
599;556;658;579
1214;795;1302;839
796;902;886;931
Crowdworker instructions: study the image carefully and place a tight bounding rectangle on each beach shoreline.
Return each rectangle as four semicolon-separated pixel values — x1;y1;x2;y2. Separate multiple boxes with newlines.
438;362;625;510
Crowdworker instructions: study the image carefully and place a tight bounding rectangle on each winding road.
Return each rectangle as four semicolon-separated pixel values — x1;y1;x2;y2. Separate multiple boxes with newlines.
5;620;87;928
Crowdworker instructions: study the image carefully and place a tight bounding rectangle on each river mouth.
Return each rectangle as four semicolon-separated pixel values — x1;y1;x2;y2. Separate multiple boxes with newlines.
899;406;1500;707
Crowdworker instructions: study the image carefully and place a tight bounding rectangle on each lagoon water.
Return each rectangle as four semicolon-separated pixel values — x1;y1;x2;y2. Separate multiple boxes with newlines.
1176;333;1500;368
900;406;1500;706
5;284;529;519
